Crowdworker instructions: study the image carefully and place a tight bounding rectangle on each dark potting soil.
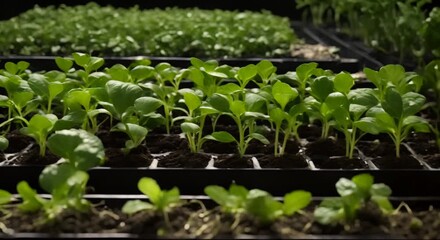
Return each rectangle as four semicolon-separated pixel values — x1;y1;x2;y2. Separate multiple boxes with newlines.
4;130;34;153
104;145;153;168
371;154;423;169
10;144;59;165
304;137;346;157
157;150;211;168
258;153;308;168
297;124;322;142
202;141;238;154
422;154;440;168
0;153;5;163
2;206;123;233
407;140;439;156
95;131;128;149
311;155;368;169
145;134;187;153
357;141;411;158
214;154;253;168
1;201;440;238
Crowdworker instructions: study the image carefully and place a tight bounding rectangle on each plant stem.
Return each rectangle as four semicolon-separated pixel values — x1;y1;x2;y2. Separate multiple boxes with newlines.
196;115;206;152
274;123;280;157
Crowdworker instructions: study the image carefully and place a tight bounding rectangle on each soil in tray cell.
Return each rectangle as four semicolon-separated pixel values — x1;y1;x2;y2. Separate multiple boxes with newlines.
422;154;440;168
312;155;367;169
371;154;423;169
12;144;59;165
214;154;254;168
304;137;346;157
96;131;128;149
145;134;187;154
258;153;308;168
105;145;153;168
4;130;34;153
157;150;211;168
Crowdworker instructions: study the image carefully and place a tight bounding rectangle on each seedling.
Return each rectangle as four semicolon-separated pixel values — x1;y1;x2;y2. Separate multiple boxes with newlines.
20;114;58;157
205;183;311;225
356;87;430;158
269;81;301;156
122;177;180;228
314;173;393;225
17;129;105;221
111;123;148;154
205;93;269;157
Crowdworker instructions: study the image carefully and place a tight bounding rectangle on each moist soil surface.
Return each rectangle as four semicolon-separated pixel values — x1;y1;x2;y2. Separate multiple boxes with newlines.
311;155;368;169
104;145;153;168
4;130;34;153
145;134;187;153
371;154;423;169
1;201;440;239
214;154;254;168
157;150;211;168
258;153;308;168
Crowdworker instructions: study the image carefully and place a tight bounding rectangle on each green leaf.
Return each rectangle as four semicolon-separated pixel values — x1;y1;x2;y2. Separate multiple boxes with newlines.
181;122;200;134
246;189;283;224
283;190;312;216
204;185;230;207
217;83;242;95
249;133;270;145
5;62;18;75
158;187;180;211
336;178;357;197
64;90;91;110
352;174;373;199
0;136;9;152
48;82;64;101
288;103;307;117
230;100;246;117
106;64;130;82
314;206;343;225
257;60;276;81
138;177;162;206
334;72;354;94
310;76;334;102
363;68;381;90
73;52;90;67
0;189;12;205
55;57;73;73
296;62;318;83
47;129;105;170
207;93;230;113
354;117;383;135
379;65;406;86
130;65;155;81
237;64;258;86
382;87;403;119
229;183;248;201
17;181;45;212
205;131;236;143
134;96;163;115
370;183;392;197
244;93;266;113
325;92;349;111
106;80;143;117
39;163;76;194
272;81;298;110
183;92;201;112
269;107;287;126
122;200;154;214
87;57;104;72
371;196;394;213
402;92;426;117
348;88;379;108
28;73;49;97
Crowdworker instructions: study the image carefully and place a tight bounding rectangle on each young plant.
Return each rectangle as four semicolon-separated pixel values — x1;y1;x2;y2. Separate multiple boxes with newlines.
0;135;8;152
205;183;311;225
363;64;423;100
61;88;112;134
269;81;300;156
314;173;393;225
17;129;105;221
20;114;58;157
0;189;12;209
422;60;440;149
177;89;217;153
72;53;105;87
292;62;318;101
137;82;184;134
111;122;148;155
122;177;180;228
355;87;430;158
27;73;64;113
325;73;378;159
305;76;336;139
205;92;269;157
